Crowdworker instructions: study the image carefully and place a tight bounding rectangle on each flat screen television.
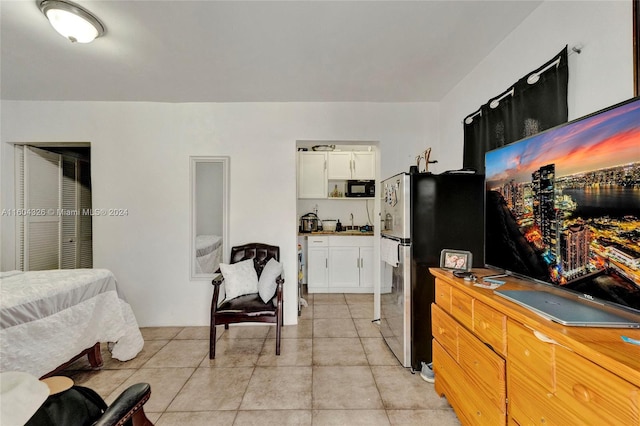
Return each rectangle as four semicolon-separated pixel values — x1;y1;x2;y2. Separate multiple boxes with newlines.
485;96;640;316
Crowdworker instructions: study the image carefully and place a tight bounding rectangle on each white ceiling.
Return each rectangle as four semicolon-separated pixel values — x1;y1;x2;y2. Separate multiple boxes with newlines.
1;0;542;103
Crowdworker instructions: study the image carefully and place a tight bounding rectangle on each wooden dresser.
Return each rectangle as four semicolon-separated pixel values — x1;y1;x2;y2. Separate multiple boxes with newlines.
430;268;640;426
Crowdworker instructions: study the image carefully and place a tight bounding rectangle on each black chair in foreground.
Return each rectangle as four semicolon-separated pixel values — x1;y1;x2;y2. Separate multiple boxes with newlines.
21;376;152;426
209;243;284;359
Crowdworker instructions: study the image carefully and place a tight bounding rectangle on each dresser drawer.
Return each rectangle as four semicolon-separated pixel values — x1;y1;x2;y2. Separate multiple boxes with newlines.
451;287;473;330
508;366;571;425
434;339;506;426
432;303;458;360
435;280;451;312
458;320;506;412
554;345;640;425
507;320;554;391
473;300;507;356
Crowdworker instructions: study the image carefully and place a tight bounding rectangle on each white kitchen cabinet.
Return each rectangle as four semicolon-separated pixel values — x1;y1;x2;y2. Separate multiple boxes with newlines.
307;236;329;292
308;235;374;293
328;247;360;289
298;152;327;199
327;151;375;180
326;152;352;179
359;246;374;288
352;152;376;179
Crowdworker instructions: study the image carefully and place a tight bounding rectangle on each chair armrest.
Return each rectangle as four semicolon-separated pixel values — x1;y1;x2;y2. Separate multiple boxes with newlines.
212;273;224;286
211;274;225;311
93;383;151;426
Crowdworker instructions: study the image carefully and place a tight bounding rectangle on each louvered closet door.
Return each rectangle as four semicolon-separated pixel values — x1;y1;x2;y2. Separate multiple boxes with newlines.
77;159;93;268
15;146;25;270
60;158;93;268
25;146;61;270
61;157;77;268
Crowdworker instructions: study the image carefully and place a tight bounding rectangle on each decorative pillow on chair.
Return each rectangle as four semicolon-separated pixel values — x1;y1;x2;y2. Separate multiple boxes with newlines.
219;259;259;301
258;258;283;304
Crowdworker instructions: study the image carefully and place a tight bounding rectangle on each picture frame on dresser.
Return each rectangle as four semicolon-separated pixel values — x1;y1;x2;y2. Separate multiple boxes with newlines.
440;249;472;272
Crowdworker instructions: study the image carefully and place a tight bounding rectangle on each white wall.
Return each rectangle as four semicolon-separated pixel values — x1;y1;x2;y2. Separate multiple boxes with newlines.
437;0;634;172
1;101;437;326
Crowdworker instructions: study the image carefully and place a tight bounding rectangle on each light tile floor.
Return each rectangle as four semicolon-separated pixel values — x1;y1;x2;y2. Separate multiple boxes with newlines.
64;293;461;425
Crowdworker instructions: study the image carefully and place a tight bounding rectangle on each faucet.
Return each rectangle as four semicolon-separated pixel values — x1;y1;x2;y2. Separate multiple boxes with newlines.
350;213;354;228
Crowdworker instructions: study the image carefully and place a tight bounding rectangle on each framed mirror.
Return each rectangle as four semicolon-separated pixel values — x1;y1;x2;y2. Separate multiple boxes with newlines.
190;156;229;280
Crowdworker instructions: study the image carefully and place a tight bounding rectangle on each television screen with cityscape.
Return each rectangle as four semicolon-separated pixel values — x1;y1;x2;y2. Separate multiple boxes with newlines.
485;96;640;314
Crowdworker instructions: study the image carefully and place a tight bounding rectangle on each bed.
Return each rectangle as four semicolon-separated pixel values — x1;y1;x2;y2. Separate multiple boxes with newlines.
0;269;144;378
195;234;223;274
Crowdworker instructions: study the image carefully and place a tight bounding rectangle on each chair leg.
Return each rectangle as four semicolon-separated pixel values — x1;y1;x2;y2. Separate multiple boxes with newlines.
276;314;282;356
210;318;217;359
131;407;153;426
275;295;283;356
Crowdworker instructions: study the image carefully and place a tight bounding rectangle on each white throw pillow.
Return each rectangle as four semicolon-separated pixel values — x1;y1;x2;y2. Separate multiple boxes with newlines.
219;259;258;300
258;258;283;303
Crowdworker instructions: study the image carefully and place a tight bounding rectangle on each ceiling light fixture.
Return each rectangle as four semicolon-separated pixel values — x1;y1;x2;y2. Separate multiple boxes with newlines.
38;0;105;43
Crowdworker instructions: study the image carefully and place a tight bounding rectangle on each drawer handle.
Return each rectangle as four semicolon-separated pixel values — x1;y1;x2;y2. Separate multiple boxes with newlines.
480;320;489;330
572;384;591;402
525;325;571;350
533;330;559;345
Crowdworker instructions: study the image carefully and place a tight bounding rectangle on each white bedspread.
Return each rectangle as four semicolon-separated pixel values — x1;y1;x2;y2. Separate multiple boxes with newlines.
0;269;144;378
195;235;223;274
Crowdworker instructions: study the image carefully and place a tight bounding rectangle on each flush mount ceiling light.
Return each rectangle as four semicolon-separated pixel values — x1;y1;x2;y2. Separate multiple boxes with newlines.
38;0;105;43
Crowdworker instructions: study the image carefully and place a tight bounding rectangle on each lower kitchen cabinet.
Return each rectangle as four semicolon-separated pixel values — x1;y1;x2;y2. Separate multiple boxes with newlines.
328;246;360;289
307;246;328;290
307;236;373;293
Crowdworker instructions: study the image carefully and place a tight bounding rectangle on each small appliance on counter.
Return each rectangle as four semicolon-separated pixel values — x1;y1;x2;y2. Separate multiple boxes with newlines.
322;220;337;232
299;213;319;233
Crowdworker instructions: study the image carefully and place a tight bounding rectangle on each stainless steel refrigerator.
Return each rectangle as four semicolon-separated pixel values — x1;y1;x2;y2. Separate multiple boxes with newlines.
379;171;484;370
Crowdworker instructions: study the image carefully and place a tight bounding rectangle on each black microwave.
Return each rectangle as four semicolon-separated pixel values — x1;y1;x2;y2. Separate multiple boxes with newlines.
346;180;375;197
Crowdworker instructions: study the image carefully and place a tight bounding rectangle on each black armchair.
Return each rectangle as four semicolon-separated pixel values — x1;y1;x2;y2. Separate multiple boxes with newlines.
209;243;284;359
26;382;152;426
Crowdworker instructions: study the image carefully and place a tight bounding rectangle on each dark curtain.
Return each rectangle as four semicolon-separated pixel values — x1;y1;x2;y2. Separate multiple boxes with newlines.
463;46;569;173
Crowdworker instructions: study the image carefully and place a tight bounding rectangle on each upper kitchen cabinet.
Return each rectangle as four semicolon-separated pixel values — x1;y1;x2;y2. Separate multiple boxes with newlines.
327;151;375;180
298;152;327;199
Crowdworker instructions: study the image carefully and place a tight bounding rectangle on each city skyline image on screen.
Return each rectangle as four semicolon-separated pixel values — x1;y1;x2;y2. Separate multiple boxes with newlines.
485;97;640;313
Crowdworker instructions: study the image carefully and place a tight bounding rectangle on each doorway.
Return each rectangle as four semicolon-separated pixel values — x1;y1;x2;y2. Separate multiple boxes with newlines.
14;144;92;271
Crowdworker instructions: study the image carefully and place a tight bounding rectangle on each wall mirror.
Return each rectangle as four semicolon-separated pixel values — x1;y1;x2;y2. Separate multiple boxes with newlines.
190;156;229;280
